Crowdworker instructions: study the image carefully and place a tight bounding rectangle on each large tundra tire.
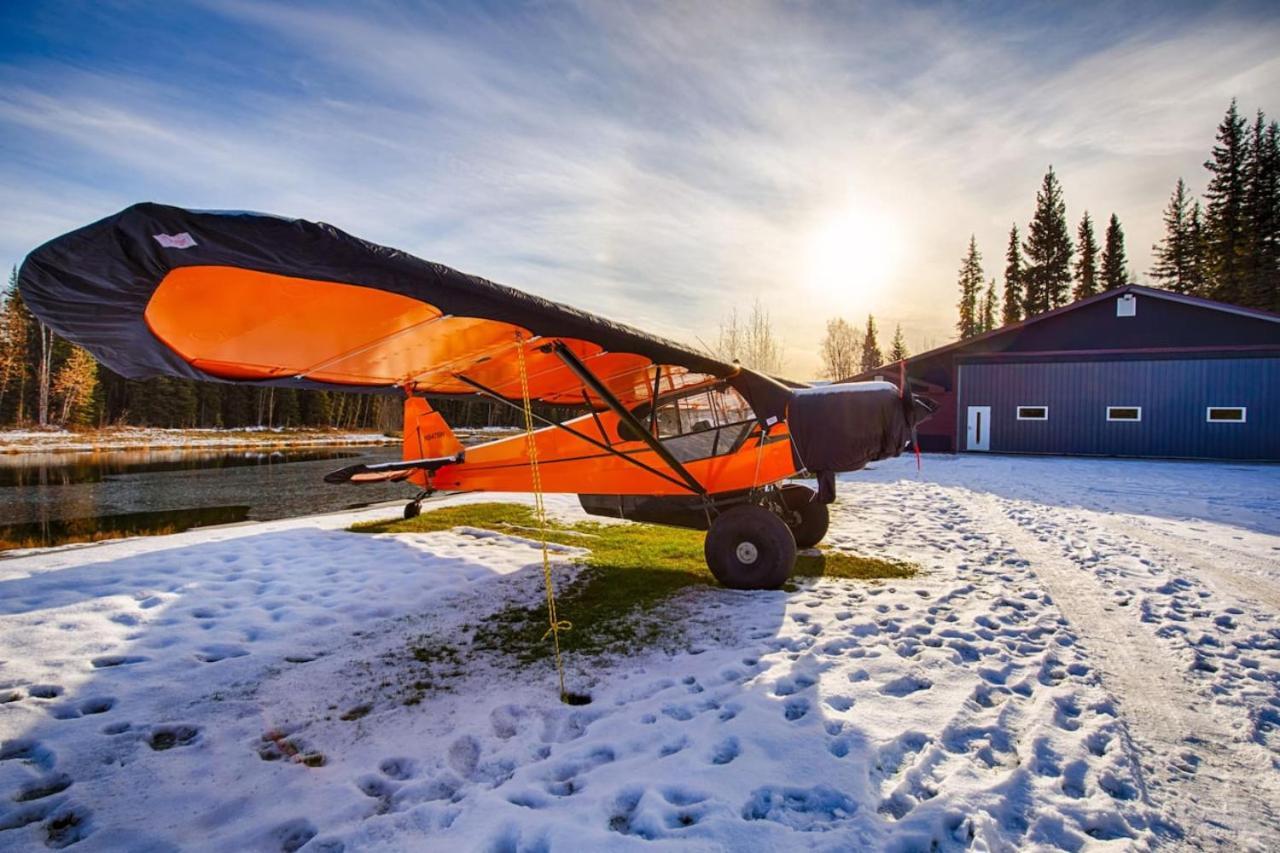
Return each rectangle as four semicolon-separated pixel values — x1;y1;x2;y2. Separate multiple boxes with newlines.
780;484;830;548
704;505;797;590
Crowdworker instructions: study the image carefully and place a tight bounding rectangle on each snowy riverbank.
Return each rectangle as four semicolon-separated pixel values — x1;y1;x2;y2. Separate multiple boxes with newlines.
0;456;1277;850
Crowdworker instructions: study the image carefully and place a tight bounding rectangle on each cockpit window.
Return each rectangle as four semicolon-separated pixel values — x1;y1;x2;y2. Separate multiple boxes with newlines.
623;385;755;443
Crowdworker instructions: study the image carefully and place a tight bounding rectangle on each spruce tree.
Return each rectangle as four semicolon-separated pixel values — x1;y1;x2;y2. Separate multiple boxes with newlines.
1243;112;1280;311
1204;99;1250;303
1151;179;1195;293
977;279;997;332
301;391;333;427
1100;214;1129;290
955;236;983;339
888;324;909;362
859;315;883;373
1002;225;1023;324
1073;212;1099;300
1188;201;1208;296
197;383;222;428
1022;167;1073;314
276;388;301;428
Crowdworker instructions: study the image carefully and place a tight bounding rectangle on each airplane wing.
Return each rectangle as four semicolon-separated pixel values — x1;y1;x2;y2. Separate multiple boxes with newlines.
18;203;794;414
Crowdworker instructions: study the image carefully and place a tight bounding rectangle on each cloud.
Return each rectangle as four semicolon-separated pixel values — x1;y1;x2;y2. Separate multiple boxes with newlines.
1;1;1277;375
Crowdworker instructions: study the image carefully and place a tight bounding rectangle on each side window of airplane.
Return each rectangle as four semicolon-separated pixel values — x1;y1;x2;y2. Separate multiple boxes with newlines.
619;385;758;460
711;386;753;426
653;400;687;438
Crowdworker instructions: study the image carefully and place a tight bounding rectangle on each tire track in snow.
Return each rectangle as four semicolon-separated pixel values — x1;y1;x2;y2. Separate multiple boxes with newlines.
1093;515;1280;613
974;494;1280;850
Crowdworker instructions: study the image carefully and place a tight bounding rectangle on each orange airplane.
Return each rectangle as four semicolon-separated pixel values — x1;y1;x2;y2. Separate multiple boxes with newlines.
20;204;931;589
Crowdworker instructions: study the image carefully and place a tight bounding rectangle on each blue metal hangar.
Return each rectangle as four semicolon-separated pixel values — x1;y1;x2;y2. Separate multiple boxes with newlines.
851;285;1280;460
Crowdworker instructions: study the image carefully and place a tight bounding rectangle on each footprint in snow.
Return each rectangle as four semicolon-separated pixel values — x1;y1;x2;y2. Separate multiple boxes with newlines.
784;698;810;721
13;773;74;802
709;737;739;765
507;789;551;810
270;818;317;853
148;724;200;751
0;738;56;770
742;784;857;830
43;804;93;849
28;684;64;699
356;773;398;810
880;674;932;697
608;787;649;838
1061;759;1088;799
490;704;532;740
379;757;416;780
825;695;855;712
659;736;688;757
49;696;116;720
447;736;480;778
544;746;615;796
90;655;147;669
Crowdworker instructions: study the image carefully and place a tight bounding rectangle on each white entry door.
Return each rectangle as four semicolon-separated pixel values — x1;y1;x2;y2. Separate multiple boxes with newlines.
966;406;991;452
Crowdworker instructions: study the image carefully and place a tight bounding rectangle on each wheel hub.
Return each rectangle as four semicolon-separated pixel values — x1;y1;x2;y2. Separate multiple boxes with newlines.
735;541;759;564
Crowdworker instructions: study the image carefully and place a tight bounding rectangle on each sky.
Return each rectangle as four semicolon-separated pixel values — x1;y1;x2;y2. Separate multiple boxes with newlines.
2;1;1278;377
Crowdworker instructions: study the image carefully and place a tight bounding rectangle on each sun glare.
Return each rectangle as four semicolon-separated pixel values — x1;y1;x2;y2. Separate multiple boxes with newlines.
805;206;902;304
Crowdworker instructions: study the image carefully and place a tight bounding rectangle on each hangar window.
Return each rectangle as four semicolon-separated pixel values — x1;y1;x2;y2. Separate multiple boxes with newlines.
1206;407;1246;423
1016;406;1048;421
1106;406;1142;422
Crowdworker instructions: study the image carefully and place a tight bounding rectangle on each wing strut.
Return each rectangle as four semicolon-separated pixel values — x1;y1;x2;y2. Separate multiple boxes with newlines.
451;373;698;494
551;341;707;497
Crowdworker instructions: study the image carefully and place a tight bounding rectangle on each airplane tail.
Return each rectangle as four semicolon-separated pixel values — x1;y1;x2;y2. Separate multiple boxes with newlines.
402;397;463;462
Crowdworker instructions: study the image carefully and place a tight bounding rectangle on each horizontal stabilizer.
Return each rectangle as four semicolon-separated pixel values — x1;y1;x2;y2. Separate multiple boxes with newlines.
324;453;464;485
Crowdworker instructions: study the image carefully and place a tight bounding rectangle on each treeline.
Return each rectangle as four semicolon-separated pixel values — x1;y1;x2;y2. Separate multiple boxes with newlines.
818;314;908;380
0;270;576;431
956;99;1279;339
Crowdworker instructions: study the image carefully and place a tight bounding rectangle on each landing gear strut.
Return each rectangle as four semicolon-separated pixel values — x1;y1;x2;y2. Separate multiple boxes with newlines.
403;490;431;520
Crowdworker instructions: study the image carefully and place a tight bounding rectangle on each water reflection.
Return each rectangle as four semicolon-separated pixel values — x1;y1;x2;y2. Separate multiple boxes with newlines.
0;505;252;550
0;445;404;552
0;449;361;487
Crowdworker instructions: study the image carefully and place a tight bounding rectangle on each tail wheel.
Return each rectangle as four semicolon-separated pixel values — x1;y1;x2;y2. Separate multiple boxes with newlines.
704;504;796;590
403;500;422;520
779;484;829;548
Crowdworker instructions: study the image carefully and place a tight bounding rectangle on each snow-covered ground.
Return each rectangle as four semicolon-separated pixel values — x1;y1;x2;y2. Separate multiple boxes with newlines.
1;456;1277;851
0;429;397;454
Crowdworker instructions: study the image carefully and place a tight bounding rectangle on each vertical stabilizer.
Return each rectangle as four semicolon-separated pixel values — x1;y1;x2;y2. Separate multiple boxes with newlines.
403;397;463;461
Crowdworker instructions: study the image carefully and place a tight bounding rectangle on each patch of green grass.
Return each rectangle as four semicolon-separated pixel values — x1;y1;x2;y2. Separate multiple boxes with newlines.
352;502;916;668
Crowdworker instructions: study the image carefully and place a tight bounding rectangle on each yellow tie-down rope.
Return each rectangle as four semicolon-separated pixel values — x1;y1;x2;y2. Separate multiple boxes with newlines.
514;335;572;701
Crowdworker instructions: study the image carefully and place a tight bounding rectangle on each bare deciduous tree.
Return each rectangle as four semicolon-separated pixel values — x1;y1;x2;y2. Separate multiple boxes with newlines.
819;317;861;380
716;298;784;376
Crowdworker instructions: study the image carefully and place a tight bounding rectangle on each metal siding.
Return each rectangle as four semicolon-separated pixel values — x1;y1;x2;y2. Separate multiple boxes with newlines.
958;358;1279;459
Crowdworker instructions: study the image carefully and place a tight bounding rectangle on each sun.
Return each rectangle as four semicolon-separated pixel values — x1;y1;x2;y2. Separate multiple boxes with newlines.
805;205;903;305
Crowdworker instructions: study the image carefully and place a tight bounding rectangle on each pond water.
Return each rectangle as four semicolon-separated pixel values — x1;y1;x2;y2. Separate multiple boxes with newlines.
0;445;406;552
